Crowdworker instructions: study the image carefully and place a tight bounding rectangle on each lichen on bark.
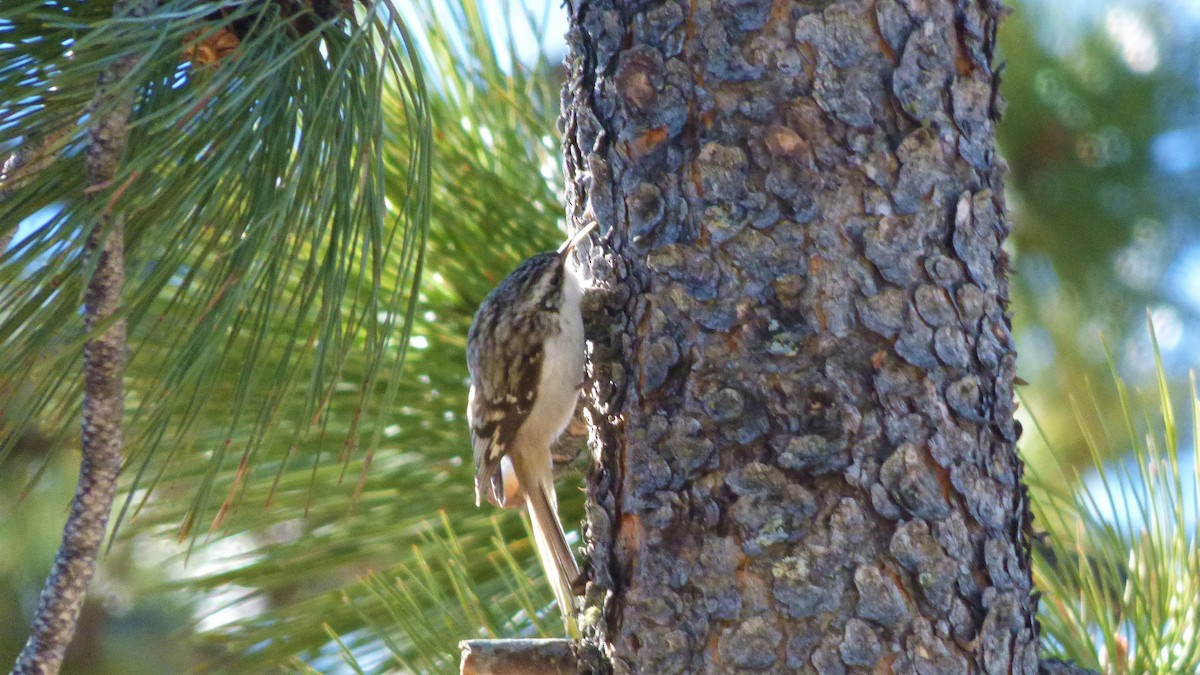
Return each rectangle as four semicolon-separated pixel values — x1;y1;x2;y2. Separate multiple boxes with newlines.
562;0;1039;673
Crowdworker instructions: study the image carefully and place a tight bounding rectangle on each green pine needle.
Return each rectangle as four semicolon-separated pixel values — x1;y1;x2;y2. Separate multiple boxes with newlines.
1027;330;1200;673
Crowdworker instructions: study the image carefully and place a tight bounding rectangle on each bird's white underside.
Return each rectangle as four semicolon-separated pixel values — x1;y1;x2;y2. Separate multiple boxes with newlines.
476;259;586;507
515;262;585;464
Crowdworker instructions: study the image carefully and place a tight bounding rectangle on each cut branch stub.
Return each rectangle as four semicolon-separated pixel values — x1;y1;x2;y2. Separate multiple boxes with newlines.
459;639;578;675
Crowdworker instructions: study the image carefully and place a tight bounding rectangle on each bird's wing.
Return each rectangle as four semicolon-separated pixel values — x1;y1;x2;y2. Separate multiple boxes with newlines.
468;337;543;507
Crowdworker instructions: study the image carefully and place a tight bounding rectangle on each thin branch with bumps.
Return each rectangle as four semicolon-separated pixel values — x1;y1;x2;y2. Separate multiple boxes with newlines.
11;1;154;672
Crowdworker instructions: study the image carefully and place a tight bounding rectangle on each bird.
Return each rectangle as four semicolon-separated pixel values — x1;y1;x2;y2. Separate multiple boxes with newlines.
466;223;596;629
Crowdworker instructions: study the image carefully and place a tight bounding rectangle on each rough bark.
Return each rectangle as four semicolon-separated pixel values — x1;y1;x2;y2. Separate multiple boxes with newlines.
562;0;1038;673
12;2;150;671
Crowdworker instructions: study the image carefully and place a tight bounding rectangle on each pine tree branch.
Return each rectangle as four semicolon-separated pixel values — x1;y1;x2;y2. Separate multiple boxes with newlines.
0;120;79;256
0;119;78;201
459;639;581;675
0;145;34;256
11;1;153;672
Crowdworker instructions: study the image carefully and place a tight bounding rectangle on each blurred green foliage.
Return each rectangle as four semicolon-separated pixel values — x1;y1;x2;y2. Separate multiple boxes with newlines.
998;2;1200;476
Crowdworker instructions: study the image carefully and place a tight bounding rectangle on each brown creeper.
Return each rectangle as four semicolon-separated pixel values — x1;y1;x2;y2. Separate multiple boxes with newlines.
466;223;595;625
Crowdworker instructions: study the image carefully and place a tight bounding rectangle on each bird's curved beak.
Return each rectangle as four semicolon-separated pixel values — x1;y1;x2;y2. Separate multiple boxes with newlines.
558;221;598;257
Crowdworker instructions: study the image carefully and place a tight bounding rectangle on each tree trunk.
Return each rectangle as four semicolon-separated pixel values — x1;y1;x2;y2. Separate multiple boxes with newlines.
562;1;1039;673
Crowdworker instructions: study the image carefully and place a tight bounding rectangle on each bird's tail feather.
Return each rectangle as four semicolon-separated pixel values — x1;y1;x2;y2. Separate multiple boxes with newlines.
525;477;580;632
